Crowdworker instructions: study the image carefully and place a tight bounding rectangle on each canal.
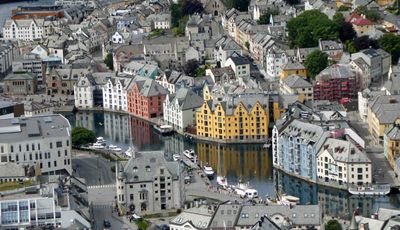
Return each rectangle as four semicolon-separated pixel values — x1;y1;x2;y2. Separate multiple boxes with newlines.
64;111;400;220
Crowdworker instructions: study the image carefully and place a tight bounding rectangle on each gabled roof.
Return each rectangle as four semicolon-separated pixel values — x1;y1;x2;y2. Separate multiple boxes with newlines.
282;74;312;88
167;88;203;110
4;72;36;81
346;12;374;26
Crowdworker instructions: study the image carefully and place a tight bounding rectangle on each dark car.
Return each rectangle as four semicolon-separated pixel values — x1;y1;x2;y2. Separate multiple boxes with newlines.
103;220;111;228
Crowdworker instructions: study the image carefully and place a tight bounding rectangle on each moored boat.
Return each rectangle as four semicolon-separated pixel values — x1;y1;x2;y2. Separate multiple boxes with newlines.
348;183;390;196
153;125;174;135
217;176;229;188
96;137;106;144
277;194;300;206
183;149;195;160
173;154;180;161
203;165;215;179
90;143;105;149
233;182;258;199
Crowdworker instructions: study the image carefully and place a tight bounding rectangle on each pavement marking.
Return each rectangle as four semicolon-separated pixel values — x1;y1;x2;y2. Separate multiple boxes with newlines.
88;184;116;189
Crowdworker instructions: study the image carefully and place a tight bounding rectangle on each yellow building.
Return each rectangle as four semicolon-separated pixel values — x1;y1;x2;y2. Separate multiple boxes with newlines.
280;61;307;80
384;124;400;169
367;95;400;144
196;94;270;141
376;0;395;6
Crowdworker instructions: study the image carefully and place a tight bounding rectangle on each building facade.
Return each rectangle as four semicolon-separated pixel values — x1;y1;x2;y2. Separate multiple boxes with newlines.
3;19;45;41
384;124;400;169
0;42;19;78
103;77;131;112
3;72;37;95
0;115;72;175
116;151;184;215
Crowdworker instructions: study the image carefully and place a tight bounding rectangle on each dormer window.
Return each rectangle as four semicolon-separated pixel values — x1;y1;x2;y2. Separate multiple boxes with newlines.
133;166;138;172
145;166;151;172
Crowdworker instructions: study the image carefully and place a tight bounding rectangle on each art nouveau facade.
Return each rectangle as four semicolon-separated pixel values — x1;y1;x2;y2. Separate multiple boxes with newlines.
74;75;95;109
3;19;44;41
103;77;130;112
266;46;288;79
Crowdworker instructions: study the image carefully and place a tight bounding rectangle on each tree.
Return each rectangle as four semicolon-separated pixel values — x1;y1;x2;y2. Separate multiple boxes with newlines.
345;40;357;54
226;0;250;11
181;0;204;15
170;4;182;27
245;41;250;50
325;220;343;230
354;6;368;15
104;53;113;70
287;10;339;48
258;9;279;24
304;50;329;78
333;12;345;24
354;35;378;51
338;22;356;42
378;33;400;64
184;59;200;77
71;127;96;147
338;5;350;11
365;10;381;22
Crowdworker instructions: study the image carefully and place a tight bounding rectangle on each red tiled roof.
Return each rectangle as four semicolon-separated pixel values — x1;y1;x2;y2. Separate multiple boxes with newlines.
346;12;374;26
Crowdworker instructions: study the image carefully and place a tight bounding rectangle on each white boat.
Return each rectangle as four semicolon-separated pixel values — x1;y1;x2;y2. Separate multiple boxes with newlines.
183;149;195;160
96;137;106;144
173;154;180;161
125;147;134;157
348;183;391;196
277;194;300;206
153;125;174;135
233;182;258;199
109;145;122;152
203;165;215;179
217;176;228;188
109;144;118;149
91;143;105;149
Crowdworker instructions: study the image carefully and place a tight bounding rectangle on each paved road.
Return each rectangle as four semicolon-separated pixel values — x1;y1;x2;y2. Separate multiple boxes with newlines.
72;150;116;186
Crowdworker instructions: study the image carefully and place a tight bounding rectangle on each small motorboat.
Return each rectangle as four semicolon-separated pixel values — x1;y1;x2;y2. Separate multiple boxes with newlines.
217;176;229;188
173;154;180;161
203;165;215;179
109;144;118;149
153;124;174;135
233;181;258;199
125;147;134;158
183;149;195;160
277;194;300;206
91;143;105;149
96;137;106;145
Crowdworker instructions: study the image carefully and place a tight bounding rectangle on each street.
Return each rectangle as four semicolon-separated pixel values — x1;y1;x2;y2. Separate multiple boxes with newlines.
72;150;115;186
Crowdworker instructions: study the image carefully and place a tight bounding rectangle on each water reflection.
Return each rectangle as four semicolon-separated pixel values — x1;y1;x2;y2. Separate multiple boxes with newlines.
64;111;400;219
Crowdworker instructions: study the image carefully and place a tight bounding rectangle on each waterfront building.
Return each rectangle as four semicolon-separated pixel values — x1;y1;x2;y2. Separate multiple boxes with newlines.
279;61;307;80
196;94;270;141
367;95;400;144
0;101;24;119
127;77;168;119
3;19;45;41
317;138;372;186
3;72;37;95
313;64;361;103
163;88;203;132
115;151;184;215
103;77;132;112
74;73;108;109
0;115;72;175
279;74;313;102
45;64;90;96
0;181;90;229
24;101;53;117
0;42;19;78
384;124;400;169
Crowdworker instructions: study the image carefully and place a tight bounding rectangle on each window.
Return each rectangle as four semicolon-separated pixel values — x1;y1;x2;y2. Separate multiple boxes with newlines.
50;142;53;149
130;194;134;201
56;141;62;148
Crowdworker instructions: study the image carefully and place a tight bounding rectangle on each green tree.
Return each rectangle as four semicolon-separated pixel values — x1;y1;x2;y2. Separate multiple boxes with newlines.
258;9;279;24
354;6;368;15
333;12;345;24
378;33;400;64
71;127;96;147
338;5;350;11
325;220;343;230
226;0;250;11
338;22;356;42
365;10;381;22
170;4;182;27
287;10;339;48
304;50;329;78
345;40;357;54
104;53;113;70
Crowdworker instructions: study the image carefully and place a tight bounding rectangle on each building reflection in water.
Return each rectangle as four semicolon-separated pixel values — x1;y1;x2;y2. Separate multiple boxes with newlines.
274;170;374;220
128;116;162;150
104;112;130;144
196;142;273;182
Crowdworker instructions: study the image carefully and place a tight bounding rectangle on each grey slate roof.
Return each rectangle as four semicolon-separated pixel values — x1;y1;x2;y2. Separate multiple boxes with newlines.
321;138;371;163
282;75;312;88
167;88;203;111
132;76;168;97
385;125;400;140
24;101;53;112
369;95;400;124
4;72;36;81
120;151;180;183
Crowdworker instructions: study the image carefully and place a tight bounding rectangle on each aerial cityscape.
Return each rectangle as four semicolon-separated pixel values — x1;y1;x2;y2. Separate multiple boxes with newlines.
0;0;400;229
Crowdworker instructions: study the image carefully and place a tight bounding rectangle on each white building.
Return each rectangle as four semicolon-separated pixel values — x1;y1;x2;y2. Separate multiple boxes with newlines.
224;54;251;78
24;101;54;117
111;31;126;44
55;0;96;7
116;151;184;214
214;36;243;67
147;14;171;30
0;42;19;78
74;73;109;109
0;182;91;229
0;115;72;175
266;46;288;79
102;77;131;112
163;88;203;132
3;19;44;41
317;138;372;186
357;88;386;122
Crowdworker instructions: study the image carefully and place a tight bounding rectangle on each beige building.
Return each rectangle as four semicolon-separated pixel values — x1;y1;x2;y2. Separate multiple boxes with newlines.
116;151;184;215
317;138;372;186
3;72;37;95
280;74;313;101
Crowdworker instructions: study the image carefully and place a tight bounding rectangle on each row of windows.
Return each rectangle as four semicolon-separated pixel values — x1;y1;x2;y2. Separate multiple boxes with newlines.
0;140;69;154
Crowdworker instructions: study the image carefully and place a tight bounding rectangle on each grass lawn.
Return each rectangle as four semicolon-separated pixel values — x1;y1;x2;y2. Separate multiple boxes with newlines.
135;219;150;230
0;180;35;191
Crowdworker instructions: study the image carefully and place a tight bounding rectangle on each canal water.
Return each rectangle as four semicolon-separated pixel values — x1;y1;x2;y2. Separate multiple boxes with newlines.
63;111;400;220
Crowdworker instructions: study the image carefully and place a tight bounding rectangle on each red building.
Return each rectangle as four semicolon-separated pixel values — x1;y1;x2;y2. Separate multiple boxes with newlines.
127;77;168;119
314;65;360;103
